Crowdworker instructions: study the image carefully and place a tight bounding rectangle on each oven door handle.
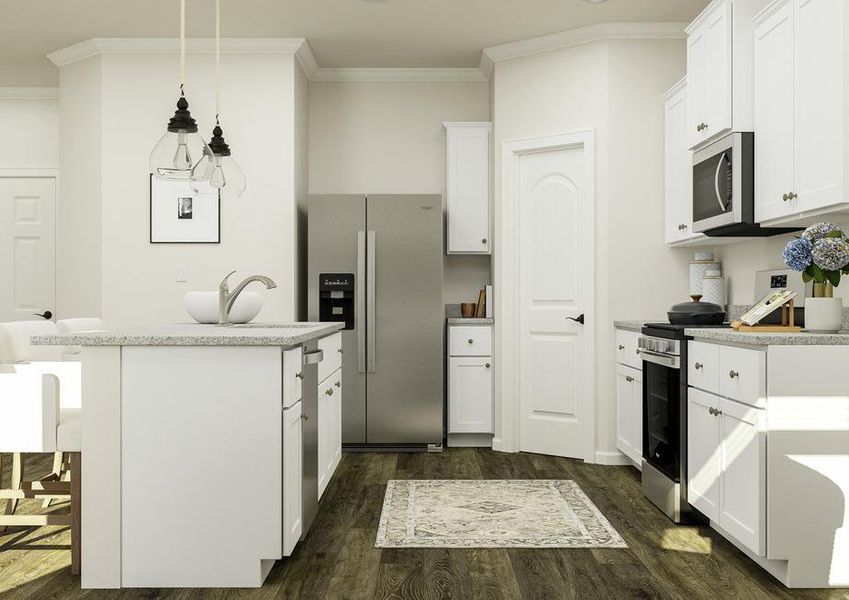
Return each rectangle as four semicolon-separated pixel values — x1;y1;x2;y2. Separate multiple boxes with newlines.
637;347;680;369
714;152;729;212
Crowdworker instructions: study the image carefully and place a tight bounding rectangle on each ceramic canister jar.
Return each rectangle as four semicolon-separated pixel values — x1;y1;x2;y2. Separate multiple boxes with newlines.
689;252;722;297
701;270;727;308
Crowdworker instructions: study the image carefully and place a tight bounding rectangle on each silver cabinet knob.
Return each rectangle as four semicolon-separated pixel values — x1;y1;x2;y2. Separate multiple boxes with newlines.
682;224;688;229
468;338;474;344
694;362;703;370
729;370;739;379
709;407;716;416
295;371;304;380
783;193;789;201
625;375;634;383
481;238;488;244
301;414;309;421
485;363;491;368
335;381;341;388
789;192;798;200
618;344;625;350
325;388;334;396
338;348;343;354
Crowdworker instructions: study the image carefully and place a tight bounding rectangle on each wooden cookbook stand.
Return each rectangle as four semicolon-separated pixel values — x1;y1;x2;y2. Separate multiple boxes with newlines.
730;299;802;333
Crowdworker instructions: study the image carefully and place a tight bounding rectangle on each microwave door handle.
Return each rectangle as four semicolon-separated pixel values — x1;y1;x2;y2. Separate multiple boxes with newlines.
714;153;728;212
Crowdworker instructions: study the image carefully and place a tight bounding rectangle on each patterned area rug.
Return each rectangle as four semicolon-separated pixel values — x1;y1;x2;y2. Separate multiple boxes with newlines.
375;479;627;548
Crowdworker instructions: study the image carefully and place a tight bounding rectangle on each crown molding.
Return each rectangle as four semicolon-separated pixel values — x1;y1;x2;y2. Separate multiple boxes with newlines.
483;21;687;65
47;38;309;67
294;41;318;80
310;67;488;83
0;87;59;100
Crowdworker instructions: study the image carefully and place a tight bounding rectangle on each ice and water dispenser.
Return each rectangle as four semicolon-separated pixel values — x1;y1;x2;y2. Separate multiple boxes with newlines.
318;273;355;330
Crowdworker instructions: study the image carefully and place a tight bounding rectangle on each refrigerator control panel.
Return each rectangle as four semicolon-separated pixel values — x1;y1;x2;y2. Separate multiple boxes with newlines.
319;273;355;329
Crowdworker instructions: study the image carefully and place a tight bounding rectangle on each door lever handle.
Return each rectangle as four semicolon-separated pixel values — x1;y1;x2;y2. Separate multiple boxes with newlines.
566;314;585;325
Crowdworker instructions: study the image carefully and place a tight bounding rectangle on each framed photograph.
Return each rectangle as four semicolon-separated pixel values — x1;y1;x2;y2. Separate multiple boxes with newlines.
150;175;220;243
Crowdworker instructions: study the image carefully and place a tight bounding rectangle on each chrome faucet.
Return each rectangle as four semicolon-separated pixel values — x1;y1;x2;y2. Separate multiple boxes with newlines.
218;271;278;325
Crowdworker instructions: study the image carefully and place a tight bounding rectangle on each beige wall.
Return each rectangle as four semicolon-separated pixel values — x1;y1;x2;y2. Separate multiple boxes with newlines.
308;80;493;306
492;38;688;457
58;51;302;326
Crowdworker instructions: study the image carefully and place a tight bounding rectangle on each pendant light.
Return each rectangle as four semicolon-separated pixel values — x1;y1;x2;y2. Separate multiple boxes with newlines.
149;0;212;182
192;0;246;196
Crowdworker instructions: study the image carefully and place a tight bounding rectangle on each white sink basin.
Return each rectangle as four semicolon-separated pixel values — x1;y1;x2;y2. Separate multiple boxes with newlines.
184;291;263;324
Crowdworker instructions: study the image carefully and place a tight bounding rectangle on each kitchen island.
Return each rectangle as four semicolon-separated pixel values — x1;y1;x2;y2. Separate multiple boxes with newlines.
33;322;344;589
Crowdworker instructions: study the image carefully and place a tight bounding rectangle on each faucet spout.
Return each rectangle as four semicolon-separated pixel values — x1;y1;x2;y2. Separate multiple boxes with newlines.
218;273;277;325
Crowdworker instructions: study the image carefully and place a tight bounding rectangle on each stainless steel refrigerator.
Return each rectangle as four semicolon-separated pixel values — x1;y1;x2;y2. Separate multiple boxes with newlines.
307;195;444;450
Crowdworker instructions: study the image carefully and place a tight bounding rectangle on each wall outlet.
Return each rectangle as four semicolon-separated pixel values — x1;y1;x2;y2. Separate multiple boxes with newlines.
175;263;188;283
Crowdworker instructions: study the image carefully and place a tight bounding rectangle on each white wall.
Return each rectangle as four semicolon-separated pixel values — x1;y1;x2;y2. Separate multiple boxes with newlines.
492;38;689;458
58;50;303;326
294;62;309;320
308;80;492;305
0;93;59;168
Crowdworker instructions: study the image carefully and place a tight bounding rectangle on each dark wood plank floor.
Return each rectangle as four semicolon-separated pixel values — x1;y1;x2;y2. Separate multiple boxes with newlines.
2;450;849;600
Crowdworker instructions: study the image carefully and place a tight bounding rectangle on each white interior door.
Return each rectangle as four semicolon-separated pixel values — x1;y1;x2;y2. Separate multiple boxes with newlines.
0;177;56;322
516;140;592;459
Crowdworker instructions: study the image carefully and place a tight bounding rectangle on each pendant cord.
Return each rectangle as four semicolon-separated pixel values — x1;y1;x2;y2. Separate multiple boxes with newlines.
179;0;186;95
215;0;220;122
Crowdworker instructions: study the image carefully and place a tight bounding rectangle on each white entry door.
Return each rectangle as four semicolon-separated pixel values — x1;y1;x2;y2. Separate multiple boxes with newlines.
512;135;594;459
0;177;56;322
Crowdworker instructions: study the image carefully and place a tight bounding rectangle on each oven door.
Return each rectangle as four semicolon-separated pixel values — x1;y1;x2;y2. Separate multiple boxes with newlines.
643;360;680;482
692;133;742;233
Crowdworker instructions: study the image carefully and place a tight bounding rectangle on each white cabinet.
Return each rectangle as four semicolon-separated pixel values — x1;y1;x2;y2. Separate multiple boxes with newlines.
664;78;705;245
687;0;733;149
282;400;303;557
282;346;303;408
448;357;493;433
615;328;641;370
317;361;342;500
448;323;493;443
688;385;766;556
754;0;849;225
615;363;642;467
444;122;491;254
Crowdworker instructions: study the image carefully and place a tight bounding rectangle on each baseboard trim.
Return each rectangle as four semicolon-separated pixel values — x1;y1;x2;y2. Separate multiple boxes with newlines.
594;450;632;466
447;433;493;448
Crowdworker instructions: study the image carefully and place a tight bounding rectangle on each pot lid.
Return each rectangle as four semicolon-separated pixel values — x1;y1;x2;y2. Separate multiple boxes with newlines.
669;299;724;314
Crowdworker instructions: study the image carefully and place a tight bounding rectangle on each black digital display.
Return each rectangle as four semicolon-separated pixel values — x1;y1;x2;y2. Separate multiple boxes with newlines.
770;274;788;289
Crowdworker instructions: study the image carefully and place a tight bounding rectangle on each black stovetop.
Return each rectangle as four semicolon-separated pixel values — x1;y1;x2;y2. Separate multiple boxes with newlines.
642;322;730;339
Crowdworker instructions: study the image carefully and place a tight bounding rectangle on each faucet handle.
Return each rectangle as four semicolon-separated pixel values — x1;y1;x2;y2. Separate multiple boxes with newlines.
219;270;237;290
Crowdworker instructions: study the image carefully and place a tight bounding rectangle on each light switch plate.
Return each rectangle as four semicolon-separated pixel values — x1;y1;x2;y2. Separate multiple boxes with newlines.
175;263;188;283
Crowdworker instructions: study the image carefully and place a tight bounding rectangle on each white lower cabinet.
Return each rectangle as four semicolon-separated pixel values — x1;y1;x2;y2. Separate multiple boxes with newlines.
688;387;765;556
282;401;303;557
615;363;642;467
448;357;493;433
317;367;342;499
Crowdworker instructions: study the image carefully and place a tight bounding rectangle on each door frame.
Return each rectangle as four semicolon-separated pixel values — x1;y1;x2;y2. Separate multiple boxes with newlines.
496;130;596;462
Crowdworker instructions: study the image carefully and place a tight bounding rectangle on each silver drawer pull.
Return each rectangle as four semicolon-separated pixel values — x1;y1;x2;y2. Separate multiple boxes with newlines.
303;350;324;365
335;381;341;388
618;345;625;350
301;414;309;421
325;388;334;396
468;338;474;344
625;375;634;383
729;370;739;379
338;348;343;354
295;371;304;379
694;362;703;370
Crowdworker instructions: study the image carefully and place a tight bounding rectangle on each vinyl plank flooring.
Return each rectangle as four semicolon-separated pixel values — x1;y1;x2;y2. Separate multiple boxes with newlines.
1;449;846;600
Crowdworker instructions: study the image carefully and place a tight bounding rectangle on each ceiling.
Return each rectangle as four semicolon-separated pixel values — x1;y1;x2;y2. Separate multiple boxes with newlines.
0;0;709;86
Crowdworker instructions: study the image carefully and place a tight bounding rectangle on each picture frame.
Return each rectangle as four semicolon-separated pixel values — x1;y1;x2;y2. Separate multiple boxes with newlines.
149;174;221;243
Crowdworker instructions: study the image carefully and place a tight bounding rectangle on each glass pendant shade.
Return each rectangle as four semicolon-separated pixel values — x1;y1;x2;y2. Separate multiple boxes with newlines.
149;96;212;182
192;124;246;196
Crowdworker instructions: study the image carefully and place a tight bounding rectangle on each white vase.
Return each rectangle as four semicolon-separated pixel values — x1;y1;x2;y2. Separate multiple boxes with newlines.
804;297;844;333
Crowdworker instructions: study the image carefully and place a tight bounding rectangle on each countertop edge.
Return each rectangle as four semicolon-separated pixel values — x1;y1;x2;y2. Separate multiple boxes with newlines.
684;327;849;346
613;320;654;333
447;318;494;325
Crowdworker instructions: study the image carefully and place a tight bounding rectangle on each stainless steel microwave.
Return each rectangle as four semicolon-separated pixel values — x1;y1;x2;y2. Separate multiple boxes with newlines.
692;132;755;236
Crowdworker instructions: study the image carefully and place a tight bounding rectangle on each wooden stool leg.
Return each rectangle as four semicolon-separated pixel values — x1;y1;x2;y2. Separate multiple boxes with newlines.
1;453;24;532
43;451;64;509
69;452;81;576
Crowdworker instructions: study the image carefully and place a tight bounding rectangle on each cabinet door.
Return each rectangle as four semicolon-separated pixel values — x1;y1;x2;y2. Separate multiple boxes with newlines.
687;388;721;522
446;124;491;254
794;0;845;213
754;0;796;223
330;370;342;479
317;372;339;499
687;28;708;149
615;364;635;459
719;397;766;556
448;357;493;433
664;81;691;243
283;401;303;556
703;0;733;142
282;346;303;409
632;369;643;464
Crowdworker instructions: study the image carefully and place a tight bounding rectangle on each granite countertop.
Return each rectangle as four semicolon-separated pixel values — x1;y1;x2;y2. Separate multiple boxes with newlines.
31;322;345;348
684;327;849;346
613;320;657;332
447;317;494;325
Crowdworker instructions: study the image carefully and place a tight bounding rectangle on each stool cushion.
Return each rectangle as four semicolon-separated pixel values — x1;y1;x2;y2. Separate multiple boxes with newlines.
0;320;61;363
57;408;81;452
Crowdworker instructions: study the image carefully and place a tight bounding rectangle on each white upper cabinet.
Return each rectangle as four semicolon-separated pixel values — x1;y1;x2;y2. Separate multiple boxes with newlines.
754;0;849;225
444;122;491;254
664;78;705;245
687;0;733;149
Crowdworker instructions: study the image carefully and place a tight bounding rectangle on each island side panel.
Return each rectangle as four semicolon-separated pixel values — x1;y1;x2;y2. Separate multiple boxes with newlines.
120;346;283;588
767;345;849;587
81;346;123;589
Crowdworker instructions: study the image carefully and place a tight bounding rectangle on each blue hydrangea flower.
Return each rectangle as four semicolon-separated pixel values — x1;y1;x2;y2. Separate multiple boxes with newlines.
812;237;849;271
783;237;813;271
803;222;841;241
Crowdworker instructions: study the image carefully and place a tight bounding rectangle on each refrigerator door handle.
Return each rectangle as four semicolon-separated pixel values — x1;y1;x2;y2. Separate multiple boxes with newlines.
367;230;376;373
357;231;366;373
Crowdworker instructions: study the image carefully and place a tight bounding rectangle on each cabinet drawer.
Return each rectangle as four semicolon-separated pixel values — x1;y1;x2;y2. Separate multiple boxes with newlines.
282;346;303;409
688;341;720;395
615;329;641;369
449;326;492;356
719;345;766;408
318;332;342;384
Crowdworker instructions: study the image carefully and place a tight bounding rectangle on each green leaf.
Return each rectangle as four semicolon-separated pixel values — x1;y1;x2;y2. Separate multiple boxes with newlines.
811;264;827;284
827;230;845;238
827;270;842;288
802;269;814;283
